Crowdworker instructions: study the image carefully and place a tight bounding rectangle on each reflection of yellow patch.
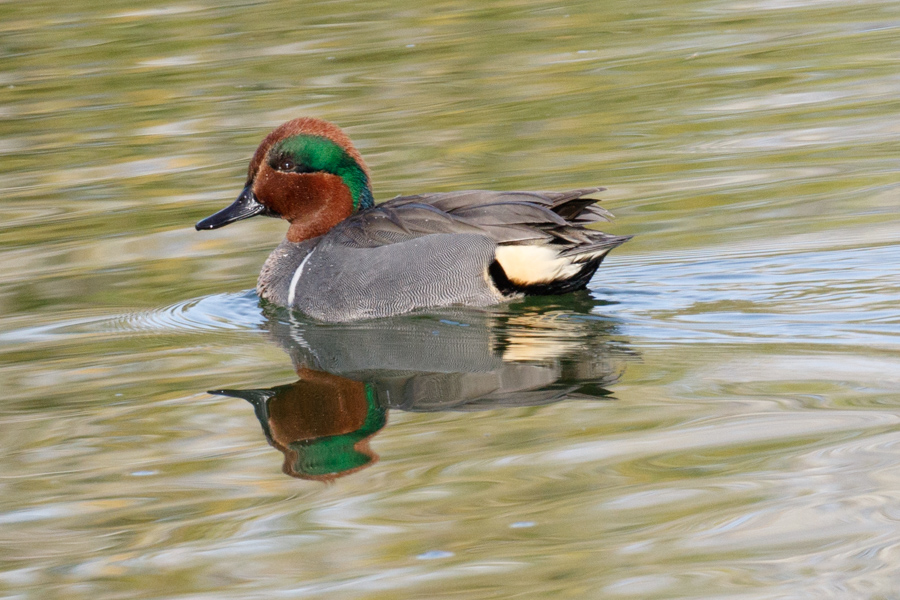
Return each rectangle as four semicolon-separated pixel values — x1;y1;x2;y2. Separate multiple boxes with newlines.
503;337;580;362
495;244;612;286
501;312;583;362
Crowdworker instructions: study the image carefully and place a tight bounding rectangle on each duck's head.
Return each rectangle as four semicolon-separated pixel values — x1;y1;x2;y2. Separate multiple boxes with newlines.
196;117;374;242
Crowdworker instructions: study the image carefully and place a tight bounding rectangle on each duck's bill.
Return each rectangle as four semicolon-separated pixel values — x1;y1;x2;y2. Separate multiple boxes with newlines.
195;187;268;230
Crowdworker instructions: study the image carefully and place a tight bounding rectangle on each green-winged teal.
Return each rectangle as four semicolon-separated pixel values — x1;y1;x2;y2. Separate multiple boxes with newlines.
196;118;631;321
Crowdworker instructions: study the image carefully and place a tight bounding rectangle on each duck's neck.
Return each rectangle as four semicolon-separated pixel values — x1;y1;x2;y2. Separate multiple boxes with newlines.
356;185;374;211
278;174;360;243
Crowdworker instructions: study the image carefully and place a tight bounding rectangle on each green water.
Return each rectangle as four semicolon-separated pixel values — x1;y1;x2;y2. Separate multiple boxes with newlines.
2;0;900;597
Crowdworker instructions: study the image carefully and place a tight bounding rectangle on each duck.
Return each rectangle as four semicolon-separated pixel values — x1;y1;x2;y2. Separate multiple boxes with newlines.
196;117;631;322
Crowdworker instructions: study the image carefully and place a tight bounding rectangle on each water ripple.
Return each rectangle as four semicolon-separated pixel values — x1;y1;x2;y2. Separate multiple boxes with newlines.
0;292;262;345
111;292;264;335
598;241;900;347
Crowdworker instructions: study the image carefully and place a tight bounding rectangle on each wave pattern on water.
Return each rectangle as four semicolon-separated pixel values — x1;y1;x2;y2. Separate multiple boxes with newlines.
597;241;900;347
111;291;266;335
2;0;900;598
0;292;263;346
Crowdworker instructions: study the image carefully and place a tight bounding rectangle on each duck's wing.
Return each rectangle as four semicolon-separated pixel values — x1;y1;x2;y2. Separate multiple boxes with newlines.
325;188;631;298
400;188;613;223
330;188;623;248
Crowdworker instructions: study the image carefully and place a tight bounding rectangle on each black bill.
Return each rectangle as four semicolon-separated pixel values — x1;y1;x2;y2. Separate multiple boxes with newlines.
195;186;268;230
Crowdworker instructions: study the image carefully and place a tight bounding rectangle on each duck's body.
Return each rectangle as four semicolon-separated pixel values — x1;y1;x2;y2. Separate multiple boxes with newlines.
197;118;630;322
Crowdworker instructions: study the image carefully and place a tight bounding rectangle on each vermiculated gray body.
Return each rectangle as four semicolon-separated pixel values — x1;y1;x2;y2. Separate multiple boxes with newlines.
258;234;504;322
257;189;630;322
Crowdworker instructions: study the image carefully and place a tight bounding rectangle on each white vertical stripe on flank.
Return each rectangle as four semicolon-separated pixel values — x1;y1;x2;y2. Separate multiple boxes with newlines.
287;249;315;306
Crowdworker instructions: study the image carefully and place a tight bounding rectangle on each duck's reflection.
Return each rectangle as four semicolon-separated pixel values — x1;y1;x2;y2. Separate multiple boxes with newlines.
214;369;385;481
210;293;633;481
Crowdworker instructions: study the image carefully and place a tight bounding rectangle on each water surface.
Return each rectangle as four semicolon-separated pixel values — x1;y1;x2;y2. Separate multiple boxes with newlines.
2;0;900;598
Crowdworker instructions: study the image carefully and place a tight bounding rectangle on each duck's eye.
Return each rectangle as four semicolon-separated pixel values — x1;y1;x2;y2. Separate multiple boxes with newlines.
279;158;296;172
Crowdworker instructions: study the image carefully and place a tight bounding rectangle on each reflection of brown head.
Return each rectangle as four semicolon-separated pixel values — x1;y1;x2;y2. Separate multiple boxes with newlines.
269;368;384;482
211;367;387;482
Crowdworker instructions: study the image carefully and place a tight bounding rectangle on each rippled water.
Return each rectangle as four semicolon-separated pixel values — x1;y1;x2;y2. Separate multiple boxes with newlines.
2;0;900;597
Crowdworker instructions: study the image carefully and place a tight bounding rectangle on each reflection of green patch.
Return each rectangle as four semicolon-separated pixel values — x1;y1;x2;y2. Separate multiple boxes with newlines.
289;385;386;477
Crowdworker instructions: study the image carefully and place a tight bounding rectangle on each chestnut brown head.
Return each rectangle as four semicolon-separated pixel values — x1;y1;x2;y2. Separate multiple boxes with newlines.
196;118;373;242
